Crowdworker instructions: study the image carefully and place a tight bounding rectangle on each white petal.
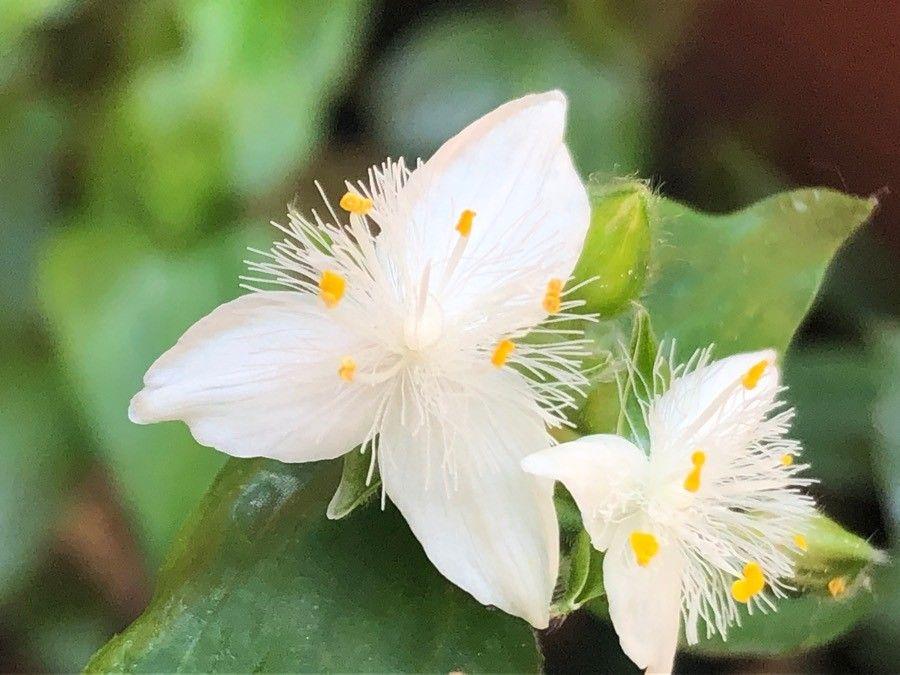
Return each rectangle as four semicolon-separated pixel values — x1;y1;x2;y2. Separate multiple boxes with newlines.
522;434;647;551
649;349;780;456
604;525;683;674
378;376;558;628
129;291;381;462
396;91;590;325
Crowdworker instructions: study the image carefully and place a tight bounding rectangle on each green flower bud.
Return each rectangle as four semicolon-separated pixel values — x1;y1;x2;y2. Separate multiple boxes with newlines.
792;513;887;595
570;177;653;316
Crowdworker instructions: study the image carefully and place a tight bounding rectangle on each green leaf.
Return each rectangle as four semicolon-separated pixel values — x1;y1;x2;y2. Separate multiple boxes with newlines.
563;0;700;68
644;188;876;355
371;10;652;177
37;221;273;561
873;327;900;535
86;459;540;673
0;346;78;598
575;188;872;436
858;327;900;668
686;589;876;656
0;94;65;334
0;0;72;40
86;1;368;243
326;447;380;520
783;345;880;495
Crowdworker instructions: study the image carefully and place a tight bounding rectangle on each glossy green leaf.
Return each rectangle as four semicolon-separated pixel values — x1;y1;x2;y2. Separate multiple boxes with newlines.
87;459;540;673
371;10;652;177
783;345;880;495
859;327;900;668
0;347;77;598
873;327;900;534
644;188;876;355
37;221;273;561
686;588;876;656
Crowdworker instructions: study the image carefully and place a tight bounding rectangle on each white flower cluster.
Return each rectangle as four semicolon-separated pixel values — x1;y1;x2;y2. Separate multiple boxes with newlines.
130;92;816;673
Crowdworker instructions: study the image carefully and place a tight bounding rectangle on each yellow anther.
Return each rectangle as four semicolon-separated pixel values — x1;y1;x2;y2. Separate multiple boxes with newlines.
542;278;563;314
781;454;794;466
338;356;356;382
318;270;346;308
731;561;765;603
828;576;847;598
742;359;769;389
491;339;515;368
683;450;706;493
793;534;808;551
629;531;659;567
339;191;373;215
455;209;475;237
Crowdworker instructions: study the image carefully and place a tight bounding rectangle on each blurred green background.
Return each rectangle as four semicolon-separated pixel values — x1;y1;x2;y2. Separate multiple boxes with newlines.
0;0;897;672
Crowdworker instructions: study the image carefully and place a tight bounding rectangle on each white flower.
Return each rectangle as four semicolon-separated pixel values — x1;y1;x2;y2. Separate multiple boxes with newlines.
522;347;817;671
129;91;592;627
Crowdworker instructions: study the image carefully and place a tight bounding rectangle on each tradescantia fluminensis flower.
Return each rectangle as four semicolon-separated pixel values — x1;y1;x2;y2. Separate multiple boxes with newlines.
129;91;594;627
523;347;817;672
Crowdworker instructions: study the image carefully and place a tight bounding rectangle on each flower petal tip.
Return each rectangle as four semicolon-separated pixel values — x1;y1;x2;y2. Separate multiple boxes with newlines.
127;391;150;424
520;451;550;477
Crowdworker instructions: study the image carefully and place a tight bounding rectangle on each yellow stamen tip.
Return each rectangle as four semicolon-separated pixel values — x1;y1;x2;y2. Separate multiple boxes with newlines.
828;576;846;597
318;270;346;308
742;359;769;389
491;339;515;368
628;531;659;567
731;579;751;603
781;453;794;466
683;450;706;492
339;191;373;215
455;209;475;237
793;534;808;551
731;561;765;602
338;356;356;382
542;278;563;314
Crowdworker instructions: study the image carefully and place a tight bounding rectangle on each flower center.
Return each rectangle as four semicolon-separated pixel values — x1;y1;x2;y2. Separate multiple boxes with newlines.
403;294;444;352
